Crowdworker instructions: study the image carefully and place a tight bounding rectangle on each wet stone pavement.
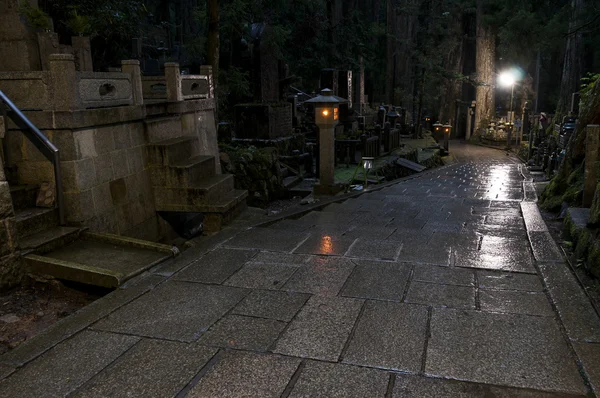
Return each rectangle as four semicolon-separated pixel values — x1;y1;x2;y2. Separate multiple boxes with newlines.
2;143;600;397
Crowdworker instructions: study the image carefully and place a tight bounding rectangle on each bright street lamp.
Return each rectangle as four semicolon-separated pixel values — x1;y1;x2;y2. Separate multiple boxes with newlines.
498;71;518;122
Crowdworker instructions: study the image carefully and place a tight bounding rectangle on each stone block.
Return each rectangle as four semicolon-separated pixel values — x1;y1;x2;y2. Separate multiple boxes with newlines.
129;123;145;147
94;153;114;184
64;190;95;223
4;130;23;165
17;161;55;185
115;203;133;233
109;178;127;205
0;252;22;291
92;183;112;215
0;182;14;219
93;127;116;155
111;149;129;179
47;130;76;161
0;217;18;257
61;158;97;193
127;146;144;174
112;124;131;150
86;210;119;234
73;129;96;159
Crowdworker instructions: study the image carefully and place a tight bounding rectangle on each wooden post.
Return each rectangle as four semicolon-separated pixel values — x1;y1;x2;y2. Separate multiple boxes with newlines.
583;125;600;207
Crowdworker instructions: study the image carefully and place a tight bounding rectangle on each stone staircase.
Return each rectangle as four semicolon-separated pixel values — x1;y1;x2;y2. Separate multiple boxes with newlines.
10;183;80;254
145;118;247;234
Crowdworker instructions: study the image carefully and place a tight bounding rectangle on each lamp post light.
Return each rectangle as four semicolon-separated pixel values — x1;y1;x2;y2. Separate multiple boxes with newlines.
433;121;443;138
443;123;452;152
306;88;347;194
499;71;517;123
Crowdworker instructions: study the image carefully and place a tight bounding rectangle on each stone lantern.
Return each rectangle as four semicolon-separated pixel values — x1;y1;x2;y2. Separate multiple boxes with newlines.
442;123;452;152
387;107;400;128
306;88;348;194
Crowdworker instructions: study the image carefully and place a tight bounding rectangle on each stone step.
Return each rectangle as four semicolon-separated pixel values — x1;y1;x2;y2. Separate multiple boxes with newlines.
154;174;235;209
9;184;38;211
203;190;249;234
144;116;183;143
19;226;81;254
149;155;216;188
146;136;196;167
15;207;58;239
155;188;248;214
23;235;175;288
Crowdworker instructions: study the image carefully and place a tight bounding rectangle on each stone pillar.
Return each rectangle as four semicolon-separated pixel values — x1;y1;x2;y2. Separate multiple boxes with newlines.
121;60;143;106
49;54;80;111
37;32;59;71
164;62;182;102
200;65;214;98
0;165;21;290
583;125;600;207
0;0;41;71
319;125;335;186
72;36;93;72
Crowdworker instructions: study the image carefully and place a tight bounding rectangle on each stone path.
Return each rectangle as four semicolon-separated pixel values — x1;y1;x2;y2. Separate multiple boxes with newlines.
2;142;600;397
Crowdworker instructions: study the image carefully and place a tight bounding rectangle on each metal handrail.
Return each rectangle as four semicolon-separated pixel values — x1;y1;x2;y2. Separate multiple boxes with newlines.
0;90;65;225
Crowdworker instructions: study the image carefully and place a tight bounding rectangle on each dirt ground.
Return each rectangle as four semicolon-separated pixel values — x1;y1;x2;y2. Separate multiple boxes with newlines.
0;275;105;355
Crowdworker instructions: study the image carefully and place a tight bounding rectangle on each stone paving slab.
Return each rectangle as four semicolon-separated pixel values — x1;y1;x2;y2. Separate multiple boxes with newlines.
223;229;310;252
479;289;554;316
393;374;581;397
477;270;544;291
573;342;600;393
342;300;428;372
521;202;549;232
529;231;564;262
455;248;536;274
224;262;299;290
0;274;165;367
345;238;403;261
198;315;286;351
231;290;310;322
93;281;248;342
273;295;363;361
340;260;411;301
282;256;355;296
0;330;139;397
72;339;216;398
187;351;301;398
0;365;13;380
288;360;389;398
252;252;311;266
397;242;451;265
174;248;258;284
426;308;586;394
538;262;600;342
413;264;475;286
405;281;476;309
293;234;356;256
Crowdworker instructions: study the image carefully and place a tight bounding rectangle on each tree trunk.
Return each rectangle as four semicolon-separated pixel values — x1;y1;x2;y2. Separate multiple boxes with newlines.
474;0;495;134
386;0;395;104
438;14;465;124
557;0;585;116
207;0;219;97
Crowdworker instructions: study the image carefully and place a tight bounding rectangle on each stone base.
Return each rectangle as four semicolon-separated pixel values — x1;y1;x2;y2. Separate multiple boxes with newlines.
313;183;345;196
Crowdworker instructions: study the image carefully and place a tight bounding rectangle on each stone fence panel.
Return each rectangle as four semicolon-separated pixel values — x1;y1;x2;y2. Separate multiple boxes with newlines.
78;72;133;108
0;71;51;110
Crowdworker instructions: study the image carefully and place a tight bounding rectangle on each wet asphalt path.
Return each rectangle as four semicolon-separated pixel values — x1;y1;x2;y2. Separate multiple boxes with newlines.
1;142;599;397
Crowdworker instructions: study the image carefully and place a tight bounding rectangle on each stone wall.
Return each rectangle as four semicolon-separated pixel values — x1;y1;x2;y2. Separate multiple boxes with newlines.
0;0;41;72
4;97;219;242
0;165;21;291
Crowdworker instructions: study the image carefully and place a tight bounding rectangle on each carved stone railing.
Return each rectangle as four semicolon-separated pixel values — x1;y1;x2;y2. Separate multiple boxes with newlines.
0;56;211;111
141;76;167;101
78;71;133;108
